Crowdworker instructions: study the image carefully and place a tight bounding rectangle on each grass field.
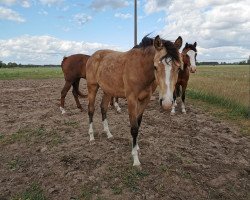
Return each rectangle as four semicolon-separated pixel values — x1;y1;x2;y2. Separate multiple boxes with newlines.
0;67;63;80
188;65;249;118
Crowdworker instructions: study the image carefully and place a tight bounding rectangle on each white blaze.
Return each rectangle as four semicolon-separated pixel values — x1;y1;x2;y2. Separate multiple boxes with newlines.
187;50;196;67
163;58;173;102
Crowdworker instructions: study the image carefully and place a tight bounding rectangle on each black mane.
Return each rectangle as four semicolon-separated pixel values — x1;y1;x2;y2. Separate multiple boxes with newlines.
183;43;197;52
133;36;153;49
133;35;180;63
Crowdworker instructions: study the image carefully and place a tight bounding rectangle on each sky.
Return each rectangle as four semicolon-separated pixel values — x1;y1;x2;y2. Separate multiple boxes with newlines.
0;0;249;64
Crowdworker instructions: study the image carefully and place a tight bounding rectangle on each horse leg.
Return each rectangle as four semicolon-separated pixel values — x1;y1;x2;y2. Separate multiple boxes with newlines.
181;85;187;114
171;88;177;114
60;81;72;114
136;95;151;152
127;95;140;166
72;78;83;111
101;93;113;139
87;84;99;142
114;97;121;113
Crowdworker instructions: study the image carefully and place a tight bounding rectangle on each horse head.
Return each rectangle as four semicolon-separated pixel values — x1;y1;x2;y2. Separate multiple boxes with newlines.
182;42;197;73
153;35;183;110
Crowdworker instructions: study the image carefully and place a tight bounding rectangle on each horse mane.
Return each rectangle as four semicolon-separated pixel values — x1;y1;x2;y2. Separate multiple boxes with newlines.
162;40;181;63
133;35;181;63
183;43;197;52
133;35;153;49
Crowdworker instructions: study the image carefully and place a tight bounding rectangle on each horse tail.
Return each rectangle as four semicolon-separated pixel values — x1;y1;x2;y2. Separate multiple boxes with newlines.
176;85;181;97
72;79;87;98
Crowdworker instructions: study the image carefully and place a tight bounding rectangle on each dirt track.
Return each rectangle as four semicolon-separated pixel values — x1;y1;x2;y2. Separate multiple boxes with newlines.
0;79;249;200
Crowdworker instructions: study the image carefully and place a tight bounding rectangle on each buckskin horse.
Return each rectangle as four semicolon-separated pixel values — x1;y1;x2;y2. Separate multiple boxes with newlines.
86;35;183;166
60;54;90;114
171;42;197;114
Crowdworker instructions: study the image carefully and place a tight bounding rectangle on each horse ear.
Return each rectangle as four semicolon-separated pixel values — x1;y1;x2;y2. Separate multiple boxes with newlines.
174;36;182;49
185;42;188;48
194;42;197;47
154;35;163;50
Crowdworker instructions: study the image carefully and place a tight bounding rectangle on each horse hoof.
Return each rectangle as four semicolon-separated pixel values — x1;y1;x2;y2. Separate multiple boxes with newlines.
182;110;187;114
60;107;66;114
89;139;95;144
170;111;175;115
116;108;121;113
133;164;142;170
107;134;114;139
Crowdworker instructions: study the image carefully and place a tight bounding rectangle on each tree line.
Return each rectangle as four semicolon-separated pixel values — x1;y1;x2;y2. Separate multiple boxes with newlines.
0;59;249;68
0;61;60;68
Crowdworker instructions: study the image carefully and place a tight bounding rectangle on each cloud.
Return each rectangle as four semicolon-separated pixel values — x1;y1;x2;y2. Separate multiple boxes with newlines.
73;13;92;26
90;0;129;11
114;12;132;19
0;35;120;64
39;0;64;6
144;0;250;62
0;6;25;22
0;0;31;7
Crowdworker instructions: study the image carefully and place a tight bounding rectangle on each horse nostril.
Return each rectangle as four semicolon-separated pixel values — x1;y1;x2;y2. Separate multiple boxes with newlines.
160;98;163;106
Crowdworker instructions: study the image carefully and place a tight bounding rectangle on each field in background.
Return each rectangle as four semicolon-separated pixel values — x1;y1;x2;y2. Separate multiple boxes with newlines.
0;67;63;80
188;65;249;119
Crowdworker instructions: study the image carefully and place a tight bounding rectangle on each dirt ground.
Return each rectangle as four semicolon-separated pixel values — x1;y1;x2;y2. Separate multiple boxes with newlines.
0;79;249;200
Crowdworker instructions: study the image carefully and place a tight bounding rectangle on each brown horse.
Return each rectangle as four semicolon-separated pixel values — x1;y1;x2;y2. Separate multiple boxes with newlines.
86;35;183;166
171;42;197;114
60;54;90;114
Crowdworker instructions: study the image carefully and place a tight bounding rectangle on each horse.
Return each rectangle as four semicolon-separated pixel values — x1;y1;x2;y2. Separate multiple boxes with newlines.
171;42;197;114
85;35;183;166
60;54;90;114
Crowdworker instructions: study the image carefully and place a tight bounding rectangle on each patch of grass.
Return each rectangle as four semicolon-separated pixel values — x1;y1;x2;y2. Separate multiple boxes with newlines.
0;133;4;140
189;65;249;107
11;183;47;200
0;125;48;145
187;89;249;118
0;67;63;80
79;182;101;200
7;158;25;171
64;120;79;128
111;186;123;195
123;168;149;192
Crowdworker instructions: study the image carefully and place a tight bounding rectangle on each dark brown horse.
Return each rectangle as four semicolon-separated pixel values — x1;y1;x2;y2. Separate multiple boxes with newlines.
60;54;90;114
171;42;197;114
86;35;183;166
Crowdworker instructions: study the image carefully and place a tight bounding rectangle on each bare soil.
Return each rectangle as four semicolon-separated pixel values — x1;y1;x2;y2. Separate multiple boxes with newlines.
0;79;249;200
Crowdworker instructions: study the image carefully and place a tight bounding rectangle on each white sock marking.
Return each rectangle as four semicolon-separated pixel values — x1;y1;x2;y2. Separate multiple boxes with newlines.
88;123;95;141
132;146;141;166
181;102;186;114
103;119;113;138
114;102;121;113
171;103;176;114
60;106;66;114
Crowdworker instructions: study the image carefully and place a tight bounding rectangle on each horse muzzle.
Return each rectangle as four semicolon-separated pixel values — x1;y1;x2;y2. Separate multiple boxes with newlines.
160;98;173;110
190;66;196;73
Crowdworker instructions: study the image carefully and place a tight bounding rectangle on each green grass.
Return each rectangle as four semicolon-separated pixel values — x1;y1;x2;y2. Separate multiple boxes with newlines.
187;65;249;134
188;65;249;108
0;67;63;80
11;183;47;200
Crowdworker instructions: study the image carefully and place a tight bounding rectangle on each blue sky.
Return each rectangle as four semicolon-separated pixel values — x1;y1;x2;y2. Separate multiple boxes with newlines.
0;0;249;64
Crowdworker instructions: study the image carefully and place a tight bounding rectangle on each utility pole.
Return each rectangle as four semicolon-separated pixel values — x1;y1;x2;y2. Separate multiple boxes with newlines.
134;0;137;46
